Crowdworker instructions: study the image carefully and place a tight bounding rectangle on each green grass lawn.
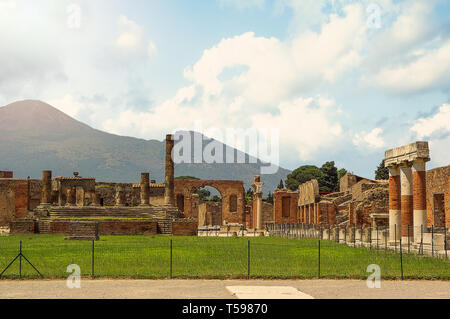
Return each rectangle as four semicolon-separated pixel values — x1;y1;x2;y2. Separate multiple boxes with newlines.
0;235;448;280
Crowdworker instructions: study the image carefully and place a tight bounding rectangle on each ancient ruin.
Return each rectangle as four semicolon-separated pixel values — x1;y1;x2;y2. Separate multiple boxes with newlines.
385;141;430;242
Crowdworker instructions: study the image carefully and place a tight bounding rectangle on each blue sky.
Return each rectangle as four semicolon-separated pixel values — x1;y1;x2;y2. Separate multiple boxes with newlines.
0;0;449;178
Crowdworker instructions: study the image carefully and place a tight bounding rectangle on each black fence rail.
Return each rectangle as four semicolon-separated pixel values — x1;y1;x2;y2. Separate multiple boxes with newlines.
267;223;449;260
0;235;449;280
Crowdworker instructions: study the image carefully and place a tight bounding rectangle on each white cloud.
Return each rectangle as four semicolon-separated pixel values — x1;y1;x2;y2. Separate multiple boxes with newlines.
218;0;264;9
411;104;450;167
353;127;385;149
362;41;450;94
411;104;450;139
47;94;85;118
116;15;156;57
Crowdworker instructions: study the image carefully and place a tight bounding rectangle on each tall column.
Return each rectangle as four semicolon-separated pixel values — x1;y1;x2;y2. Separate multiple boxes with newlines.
40;170;52;206
115;184;125;207
140;172;150;206
164;134;175;206
252;175;264;230
412;159;427;242
389;165;401;242
400;162;413;239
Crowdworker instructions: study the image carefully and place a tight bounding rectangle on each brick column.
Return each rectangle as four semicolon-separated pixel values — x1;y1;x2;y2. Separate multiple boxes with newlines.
164;134;175;206
140;173;150;206
388;165;401;241
400;162;413;239
412;159;427;242
40;170;52;206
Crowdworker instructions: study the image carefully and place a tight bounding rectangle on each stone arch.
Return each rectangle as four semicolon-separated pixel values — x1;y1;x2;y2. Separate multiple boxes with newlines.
174;179;245;225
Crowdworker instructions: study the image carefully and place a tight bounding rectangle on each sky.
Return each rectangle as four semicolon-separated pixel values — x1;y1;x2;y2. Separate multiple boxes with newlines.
0;0;449;178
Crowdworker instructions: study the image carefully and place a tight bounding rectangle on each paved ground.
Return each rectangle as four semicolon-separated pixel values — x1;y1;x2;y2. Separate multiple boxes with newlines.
0;279;449;299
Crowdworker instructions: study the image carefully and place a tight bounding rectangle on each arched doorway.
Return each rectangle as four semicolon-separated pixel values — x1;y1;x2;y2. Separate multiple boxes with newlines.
173;179;245;225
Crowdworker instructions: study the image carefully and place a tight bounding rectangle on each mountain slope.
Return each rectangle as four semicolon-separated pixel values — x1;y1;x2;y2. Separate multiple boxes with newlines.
0;100;291;194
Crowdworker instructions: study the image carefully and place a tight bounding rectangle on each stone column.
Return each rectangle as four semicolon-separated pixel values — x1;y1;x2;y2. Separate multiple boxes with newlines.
412;159;427;242
115;185;125;207
252;175;264;230
40;170;52;206
140;172;150;206
388;165;401;242
164;134;175;206
400;162;413;239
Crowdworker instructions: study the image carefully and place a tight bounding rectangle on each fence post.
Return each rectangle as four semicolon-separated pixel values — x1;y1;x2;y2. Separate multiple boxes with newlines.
376;226;379;250
369;227;372;250
445;227;448;260
360;225;363;248
318;240;321;279
394;224;397;253
91;240;95;279
170;239;173;279
420;225;424;255
247;240;250;280
354;226;356;248
19;241;22;280
400;236;404;280
431;225;434;257
407;225;410;254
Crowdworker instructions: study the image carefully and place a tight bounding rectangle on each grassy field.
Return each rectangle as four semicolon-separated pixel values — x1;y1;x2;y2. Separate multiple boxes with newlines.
0;235;448;280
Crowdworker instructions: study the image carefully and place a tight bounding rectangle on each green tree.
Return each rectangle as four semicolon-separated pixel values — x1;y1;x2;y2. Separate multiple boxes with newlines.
245;188;254;202
285;165;323;191
210;195;221;202
277;179;285;189
263;192;274;204
194;187;210;201
175;176;200;180
319;161;338;192
375;159;389;180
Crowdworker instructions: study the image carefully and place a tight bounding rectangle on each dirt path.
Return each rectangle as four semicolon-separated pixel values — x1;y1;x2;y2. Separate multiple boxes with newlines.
0;279;448;299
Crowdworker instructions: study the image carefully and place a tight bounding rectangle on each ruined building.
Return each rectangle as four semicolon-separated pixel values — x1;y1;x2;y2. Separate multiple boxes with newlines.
271;141;449;249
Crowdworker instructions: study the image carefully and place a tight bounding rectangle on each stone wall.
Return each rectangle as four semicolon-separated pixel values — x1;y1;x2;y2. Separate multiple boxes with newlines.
426;165;450;227
354;186;389;225
10;219;35;234
172;220;198;236
198;202;221;226
95;182;139;207
173;179;245;224
48;219;158;235
0;179;41;225
0;171;13;178
273;190;298;224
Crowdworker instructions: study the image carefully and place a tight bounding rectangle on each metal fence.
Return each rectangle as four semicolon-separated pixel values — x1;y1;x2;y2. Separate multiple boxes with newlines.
266;223;449;260
0;234;448;280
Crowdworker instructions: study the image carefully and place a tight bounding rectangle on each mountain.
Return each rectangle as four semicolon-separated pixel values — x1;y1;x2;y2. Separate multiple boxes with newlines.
0;100;291;194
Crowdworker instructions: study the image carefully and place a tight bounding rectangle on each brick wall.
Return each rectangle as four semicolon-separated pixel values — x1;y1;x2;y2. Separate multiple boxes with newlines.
0;171;13;178
273;190;299;224
171;220;198;236
426;166;450;227
48;219;158;235
10;219;35;234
